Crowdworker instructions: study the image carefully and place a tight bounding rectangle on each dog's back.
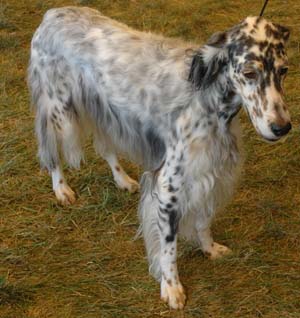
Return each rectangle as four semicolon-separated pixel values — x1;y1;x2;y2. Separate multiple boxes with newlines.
28;6;194;172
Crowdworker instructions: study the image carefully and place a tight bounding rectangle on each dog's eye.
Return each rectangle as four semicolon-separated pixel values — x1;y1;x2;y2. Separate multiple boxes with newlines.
243;70;258;80
279;67;288;76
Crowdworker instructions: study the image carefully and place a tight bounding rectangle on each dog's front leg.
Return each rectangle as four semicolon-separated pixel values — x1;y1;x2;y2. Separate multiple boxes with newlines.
157;164;186;309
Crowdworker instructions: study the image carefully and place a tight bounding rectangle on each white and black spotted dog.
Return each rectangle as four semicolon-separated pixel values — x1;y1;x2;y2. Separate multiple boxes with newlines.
28;7;291;309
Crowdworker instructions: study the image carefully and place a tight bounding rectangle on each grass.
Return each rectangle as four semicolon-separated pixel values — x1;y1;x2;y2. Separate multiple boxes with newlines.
0;0;300;317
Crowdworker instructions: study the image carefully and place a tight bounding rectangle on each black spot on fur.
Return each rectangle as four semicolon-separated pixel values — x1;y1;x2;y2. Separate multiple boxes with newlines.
275;43;285;58
166;203;173;209
177;152;184;162
52;113;57;120
168;184;176;192
255;17;262;26
259;41;268;51
65;94;78;117
166;235;174;242
171;196;177;203
55;122;61;130
222;90;235;105
165;210;178;243
265;23;290;43
183;123;190;131
218;111;228;120
244;52;260;62
265;24;273;37
276;24;290;41
57;88;63;96
54;105;60;114
174;166;181;175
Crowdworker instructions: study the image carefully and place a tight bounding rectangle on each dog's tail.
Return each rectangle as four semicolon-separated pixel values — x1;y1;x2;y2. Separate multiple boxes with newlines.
28;62;84;171
136;171;161;281
34;104;84;171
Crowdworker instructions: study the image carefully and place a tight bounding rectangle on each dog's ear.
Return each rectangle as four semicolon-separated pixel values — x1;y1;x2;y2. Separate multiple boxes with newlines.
188;32;228;90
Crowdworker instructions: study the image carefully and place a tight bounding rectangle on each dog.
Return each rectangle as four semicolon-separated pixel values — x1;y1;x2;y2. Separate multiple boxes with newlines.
28;6;291;309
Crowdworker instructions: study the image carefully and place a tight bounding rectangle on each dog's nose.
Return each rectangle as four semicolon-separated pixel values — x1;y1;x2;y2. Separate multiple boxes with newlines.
270;122;292;137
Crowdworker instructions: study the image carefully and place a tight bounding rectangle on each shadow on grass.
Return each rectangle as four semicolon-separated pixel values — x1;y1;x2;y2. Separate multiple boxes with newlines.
0;277;35;307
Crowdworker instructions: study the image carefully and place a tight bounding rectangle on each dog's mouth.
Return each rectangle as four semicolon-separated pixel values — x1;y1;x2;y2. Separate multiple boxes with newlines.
261;135;280;143
255;127;281;143
261;133;289;144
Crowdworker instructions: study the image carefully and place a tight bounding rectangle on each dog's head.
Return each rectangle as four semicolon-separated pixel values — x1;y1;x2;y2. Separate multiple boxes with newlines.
189;17;291;141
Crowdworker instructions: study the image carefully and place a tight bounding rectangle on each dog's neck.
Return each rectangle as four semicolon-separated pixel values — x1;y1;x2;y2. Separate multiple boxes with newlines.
188;48;242;129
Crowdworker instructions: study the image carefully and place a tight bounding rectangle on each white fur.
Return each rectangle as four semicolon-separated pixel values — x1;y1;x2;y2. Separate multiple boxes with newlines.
28;7;291;309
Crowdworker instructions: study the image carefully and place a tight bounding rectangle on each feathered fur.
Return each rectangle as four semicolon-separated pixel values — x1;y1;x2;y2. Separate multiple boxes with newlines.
28;7;291;309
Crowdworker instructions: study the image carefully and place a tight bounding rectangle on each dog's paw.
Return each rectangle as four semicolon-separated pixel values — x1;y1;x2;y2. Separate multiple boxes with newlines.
54;184;76;205
206;242;232;260
115;175;139;193
161;279;186;310
124;177;140;193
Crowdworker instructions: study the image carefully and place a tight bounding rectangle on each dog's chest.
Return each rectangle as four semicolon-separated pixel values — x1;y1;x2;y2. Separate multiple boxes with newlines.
184;119;242;212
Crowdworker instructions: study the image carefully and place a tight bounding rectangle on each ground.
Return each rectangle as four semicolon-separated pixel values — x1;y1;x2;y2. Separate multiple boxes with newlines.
0;0;300;317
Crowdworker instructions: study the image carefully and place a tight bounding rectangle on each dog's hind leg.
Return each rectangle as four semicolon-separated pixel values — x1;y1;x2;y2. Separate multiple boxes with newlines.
51;165;76;205
34;93;82;205
103;153;139;193
93;135;139;193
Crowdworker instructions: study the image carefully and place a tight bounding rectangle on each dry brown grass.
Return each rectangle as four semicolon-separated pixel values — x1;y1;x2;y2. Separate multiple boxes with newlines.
0;0;300;317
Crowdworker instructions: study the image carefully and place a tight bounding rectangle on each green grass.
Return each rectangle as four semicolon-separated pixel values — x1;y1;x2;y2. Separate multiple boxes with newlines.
0;0;300;317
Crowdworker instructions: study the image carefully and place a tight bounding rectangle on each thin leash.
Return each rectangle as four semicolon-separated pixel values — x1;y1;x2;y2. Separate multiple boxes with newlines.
259;0;269;16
